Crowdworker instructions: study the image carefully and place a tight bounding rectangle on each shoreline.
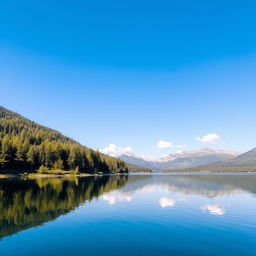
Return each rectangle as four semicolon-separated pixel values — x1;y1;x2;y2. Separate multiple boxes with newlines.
0;169;130;179
1;170;256;179
0;173;94;179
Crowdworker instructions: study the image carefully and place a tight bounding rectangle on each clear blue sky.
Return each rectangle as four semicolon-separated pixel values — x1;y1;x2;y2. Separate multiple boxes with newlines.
1;0;256;157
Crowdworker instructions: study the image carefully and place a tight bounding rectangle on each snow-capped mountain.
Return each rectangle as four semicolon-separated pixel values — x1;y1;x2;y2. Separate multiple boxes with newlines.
118;148;241;171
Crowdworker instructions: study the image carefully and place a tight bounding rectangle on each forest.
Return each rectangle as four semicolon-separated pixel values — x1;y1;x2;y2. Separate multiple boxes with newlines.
0;106;128;174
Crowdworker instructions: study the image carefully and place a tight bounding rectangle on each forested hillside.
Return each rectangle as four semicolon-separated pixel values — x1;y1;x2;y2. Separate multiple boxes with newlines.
126;163;152;173
0;106;128;174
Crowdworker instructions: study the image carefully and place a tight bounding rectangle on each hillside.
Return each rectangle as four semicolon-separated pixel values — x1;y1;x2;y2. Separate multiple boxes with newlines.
126;163;152;173
0;106;128;174
118;148;240;171
119;154;158;170
169;148;256;172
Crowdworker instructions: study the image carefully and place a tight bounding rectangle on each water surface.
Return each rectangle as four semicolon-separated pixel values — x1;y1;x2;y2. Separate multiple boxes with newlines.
0;174;256;255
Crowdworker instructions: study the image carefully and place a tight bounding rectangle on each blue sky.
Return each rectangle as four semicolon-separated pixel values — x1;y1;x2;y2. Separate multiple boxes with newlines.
1;0;256;158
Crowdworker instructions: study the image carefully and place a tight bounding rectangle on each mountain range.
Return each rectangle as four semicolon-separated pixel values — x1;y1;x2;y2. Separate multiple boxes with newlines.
1;106;256;173
118;148;241;171
180;147;256;172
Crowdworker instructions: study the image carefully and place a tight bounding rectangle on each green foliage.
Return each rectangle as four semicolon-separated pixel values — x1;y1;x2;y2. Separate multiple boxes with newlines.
0;106;128;174
126;163;152;173
37;165;49;173
53;159;64;170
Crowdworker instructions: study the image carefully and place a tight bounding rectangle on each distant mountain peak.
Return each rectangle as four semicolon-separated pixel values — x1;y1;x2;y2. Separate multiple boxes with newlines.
118;148;241;171
179;147;256;172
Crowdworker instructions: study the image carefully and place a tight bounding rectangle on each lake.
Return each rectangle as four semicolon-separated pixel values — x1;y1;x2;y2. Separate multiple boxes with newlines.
0;174;256;256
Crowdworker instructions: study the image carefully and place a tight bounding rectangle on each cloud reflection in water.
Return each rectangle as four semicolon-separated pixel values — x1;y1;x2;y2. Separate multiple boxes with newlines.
201;204;225;215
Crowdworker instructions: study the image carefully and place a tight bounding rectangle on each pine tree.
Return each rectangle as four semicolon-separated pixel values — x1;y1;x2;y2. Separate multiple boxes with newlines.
0;106;128;173
27;146;40;168
53;159;64;170
68;146;80;170
0;136;16;169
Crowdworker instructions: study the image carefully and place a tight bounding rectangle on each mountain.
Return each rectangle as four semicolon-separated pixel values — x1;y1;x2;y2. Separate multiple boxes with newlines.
126;163;152;173
179;148;256;172
119;153;158;170
0;106;128;174
118;148;240;171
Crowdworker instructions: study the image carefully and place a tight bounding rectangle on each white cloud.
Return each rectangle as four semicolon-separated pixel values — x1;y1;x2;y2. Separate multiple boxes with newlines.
201;204;225;215
196;133;220;144
99;144;132;157
139;154;159;161
157;140;174;149
159;197;176;208
176;144;187;149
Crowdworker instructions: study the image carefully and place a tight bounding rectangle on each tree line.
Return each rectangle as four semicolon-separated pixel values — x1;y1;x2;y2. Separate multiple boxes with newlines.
0;107;128;173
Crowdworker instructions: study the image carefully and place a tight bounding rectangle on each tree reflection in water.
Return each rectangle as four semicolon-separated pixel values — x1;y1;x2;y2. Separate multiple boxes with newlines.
0;175;128;239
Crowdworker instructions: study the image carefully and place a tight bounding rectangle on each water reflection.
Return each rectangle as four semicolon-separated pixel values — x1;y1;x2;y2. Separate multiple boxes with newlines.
1;174;256;240
99;174;256;217
201;204;225;215
102;192;133;205
120;174;256;197
159;197;176;208
0;175;128;239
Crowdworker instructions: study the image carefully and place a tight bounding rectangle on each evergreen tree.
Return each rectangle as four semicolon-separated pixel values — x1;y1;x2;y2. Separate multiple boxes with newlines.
53;159;64;170
0;106;128;173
